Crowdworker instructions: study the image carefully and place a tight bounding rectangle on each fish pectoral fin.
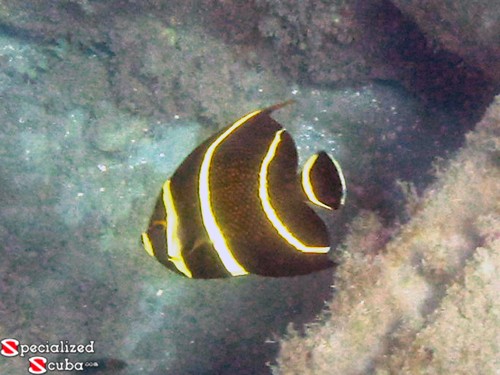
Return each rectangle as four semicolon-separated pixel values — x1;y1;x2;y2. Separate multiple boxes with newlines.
188;238;211;255
151;220;167;229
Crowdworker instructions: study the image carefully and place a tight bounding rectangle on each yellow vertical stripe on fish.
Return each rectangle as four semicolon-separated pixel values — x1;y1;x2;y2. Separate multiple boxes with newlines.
141;232;155;258
301;154;333;210
198;111;262;276
331;157;347;206
259;130;330;254
163;179;192;278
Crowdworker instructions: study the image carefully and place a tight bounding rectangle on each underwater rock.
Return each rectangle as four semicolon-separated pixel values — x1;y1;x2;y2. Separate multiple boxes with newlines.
89;101;148;153
390;0;500;83
382;216;500;374
274;96;500;374
254;0;496;123
254;0;364;83
109;15;289;124
1;0;494;123
0;35;48;84
0;0;130;44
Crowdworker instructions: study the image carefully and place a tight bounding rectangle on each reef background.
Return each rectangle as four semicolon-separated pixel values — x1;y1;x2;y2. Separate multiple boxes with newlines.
0;1;498;374
276;97;500;374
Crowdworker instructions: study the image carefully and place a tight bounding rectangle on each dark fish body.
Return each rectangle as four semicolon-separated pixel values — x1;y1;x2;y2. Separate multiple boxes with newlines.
141;103;346;278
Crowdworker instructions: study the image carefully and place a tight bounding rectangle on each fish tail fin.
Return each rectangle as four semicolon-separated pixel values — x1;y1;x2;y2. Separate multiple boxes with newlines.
301;151;346;210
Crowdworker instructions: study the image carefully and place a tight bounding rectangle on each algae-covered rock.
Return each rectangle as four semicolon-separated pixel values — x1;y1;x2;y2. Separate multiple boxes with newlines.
390;0;500;83
383;216;500;374
109;15;289;125
253;0;496;123
1;0;495;124
274;96;500;374
89;101;148;153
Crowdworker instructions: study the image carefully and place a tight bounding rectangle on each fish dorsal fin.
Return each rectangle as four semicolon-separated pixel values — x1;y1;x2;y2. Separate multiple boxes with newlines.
301;151;346;210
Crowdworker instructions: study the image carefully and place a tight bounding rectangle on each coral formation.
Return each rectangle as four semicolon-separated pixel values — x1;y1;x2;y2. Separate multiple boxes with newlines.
275;96;500;374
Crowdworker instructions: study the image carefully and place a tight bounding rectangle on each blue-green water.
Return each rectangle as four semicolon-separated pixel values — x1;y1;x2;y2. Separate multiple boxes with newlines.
0;2;492;374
